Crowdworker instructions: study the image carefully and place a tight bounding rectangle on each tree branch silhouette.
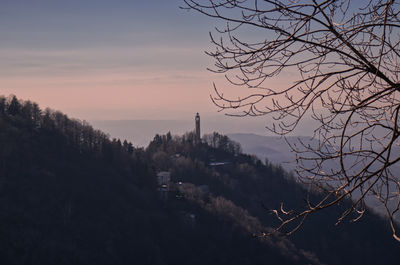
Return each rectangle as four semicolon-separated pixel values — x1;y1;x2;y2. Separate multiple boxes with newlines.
184;0;400;241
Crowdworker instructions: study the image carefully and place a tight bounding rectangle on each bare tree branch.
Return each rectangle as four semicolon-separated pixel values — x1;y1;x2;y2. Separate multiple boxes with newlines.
184;0;400;241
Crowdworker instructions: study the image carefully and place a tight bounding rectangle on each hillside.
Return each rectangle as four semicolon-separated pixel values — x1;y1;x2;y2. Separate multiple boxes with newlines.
227;133;297;170
0;95;399;265
228;133;400;221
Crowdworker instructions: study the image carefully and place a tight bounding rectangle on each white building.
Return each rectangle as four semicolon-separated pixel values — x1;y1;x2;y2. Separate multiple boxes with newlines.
157;171;171;186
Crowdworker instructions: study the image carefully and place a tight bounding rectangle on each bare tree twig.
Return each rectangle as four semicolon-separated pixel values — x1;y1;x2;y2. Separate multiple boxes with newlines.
184;0;400;241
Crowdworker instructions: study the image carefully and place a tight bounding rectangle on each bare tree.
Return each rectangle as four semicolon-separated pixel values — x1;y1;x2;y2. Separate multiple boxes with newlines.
183;0;400;241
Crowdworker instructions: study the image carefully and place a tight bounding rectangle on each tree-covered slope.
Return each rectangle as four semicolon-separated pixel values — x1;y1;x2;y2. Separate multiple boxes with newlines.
146;133;400;265
0;95;398;265
0;95;311;265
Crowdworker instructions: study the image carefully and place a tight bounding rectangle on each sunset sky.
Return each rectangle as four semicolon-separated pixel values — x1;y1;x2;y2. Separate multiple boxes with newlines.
0;0;233;120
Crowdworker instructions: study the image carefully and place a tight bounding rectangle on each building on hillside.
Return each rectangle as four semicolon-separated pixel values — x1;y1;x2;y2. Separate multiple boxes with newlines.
157;171;171;201
157;171;171;187
209;161;230;166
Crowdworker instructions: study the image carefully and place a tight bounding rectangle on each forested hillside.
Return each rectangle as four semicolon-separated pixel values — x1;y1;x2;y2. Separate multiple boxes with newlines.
0;95;398;265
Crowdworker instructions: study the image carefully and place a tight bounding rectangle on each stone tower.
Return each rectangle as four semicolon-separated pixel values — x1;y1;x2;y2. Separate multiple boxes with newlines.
195;112;200;143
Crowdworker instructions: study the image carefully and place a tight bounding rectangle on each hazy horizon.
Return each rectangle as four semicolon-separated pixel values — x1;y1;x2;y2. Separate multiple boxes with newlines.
1;0;322;146
0;0;298;123
89;114;319;147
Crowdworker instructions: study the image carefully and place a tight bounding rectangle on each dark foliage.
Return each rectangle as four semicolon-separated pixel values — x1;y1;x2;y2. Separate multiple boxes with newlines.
0;95;298;265
0;95;398;265
147;129;400;265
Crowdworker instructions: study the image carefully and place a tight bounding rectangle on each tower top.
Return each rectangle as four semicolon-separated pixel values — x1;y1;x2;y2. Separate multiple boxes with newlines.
195;113;201;143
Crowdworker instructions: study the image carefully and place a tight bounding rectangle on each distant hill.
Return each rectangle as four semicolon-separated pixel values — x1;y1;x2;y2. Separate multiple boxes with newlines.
227;133;298;170
228;133;400;221
227;133;326;174
0;95;399;265
90;116;276;147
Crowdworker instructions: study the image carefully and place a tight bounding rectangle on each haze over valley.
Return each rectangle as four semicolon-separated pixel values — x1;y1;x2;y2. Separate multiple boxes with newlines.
90;115;319;148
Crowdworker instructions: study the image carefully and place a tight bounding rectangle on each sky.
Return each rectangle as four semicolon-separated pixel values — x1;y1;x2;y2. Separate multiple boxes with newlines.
0;0;358;138
0;0;231;120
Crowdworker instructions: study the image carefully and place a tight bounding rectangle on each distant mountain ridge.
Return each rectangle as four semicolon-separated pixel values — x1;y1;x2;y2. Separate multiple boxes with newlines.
227;133;303;170
228;133;400;221
90;117;278;147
